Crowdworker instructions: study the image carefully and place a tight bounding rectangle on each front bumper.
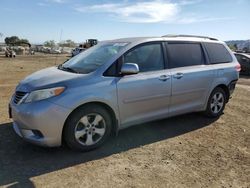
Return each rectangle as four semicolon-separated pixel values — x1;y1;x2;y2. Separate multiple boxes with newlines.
10;99;71;147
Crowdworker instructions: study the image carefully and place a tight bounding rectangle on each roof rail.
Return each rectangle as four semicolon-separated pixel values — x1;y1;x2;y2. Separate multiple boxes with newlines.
162;34;218;41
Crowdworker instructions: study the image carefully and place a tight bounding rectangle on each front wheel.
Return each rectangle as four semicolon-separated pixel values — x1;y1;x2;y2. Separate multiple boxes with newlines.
63;105;112;151
204;87;226;118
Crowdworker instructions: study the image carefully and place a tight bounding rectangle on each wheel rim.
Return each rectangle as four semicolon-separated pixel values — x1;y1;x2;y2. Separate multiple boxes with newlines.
74;113;106;146
210;92;224;114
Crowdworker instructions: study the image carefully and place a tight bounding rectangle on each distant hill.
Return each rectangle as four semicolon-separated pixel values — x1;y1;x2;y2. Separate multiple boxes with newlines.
225;40;250;50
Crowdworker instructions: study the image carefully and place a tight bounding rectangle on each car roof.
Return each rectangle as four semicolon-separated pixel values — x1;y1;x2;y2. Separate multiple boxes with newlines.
104;35;224;45
234;53;250;58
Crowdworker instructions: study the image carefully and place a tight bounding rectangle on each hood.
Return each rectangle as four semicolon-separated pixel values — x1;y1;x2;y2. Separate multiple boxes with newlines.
16;66;84;92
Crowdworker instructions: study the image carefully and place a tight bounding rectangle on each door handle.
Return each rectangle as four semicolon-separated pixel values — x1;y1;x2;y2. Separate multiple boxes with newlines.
158;75;170;81
173;73;183;79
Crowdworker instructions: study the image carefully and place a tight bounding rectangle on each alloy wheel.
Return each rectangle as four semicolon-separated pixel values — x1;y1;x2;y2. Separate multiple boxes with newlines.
74;113;106;146
210;92;224;114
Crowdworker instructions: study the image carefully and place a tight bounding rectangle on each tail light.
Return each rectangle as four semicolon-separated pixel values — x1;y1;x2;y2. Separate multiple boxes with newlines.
235;63;241;72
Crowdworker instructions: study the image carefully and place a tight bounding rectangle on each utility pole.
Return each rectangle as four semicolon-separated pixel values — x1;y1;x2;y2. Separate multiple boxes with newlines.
0;33;3;43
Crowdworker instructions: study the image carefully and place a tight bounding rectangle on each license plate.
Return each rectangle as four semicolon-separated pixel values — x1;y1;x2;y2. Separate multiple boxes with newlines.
9;104;12;118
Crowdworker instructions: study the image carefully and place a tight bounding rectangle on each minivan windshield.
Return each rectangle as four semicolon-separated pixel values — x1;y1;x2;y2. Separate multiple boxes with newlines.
60;42;129;74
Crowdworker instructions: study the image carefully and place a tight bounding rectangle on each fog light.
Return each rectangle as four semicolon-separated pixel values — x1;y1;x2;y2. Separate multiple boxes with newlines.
31;130;43;138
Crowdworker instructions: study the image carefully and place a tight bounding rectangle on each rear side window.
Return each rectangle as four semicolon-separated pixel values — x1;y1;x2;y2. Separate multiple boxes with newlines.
167;43;205;68
204;43;232;64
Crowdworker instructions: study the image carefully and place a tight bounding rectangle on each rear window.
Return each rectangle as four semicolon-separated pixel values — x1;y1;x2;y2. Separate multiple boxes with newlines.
167;43;205;68
204;43;232;64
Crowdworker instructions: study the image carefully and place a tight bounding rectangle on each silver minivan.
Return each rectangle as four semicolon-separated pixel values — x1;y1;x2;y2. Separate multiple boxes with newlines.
9;35;240;151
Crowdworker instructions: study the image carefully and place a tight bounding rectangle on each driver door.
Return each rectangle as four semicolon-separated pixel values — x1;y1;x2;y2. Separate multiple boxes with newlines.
116;42;171;127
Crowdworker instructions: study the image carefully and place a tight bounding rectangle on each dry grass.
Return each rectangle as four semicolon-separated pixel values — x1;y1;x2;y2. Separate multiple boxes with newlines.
0;55;249;188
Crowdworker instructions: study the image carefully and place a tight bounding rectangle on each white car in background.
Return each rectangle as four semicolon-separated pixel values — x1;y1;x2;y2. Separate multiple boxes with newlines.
50;49;61;54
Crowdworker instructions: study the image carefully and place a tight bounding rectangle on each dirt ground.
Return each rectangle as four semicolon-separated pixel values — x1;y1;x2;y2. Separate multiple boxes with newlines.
0;54;249;188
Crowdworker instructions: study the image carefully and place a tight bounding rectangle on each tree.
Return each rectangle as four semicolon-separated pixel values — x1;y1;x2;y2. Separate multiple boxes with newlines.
44;40;56;48
5;36;20;45
4;36;30;46
58;39;76;47
19;39;29;44
233;43;238;50
228;44;237;51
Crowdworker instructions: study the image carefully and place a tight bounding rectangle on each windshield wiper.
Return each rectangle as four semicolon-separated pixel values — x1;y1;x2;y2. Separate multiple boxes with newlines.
58;64;79;73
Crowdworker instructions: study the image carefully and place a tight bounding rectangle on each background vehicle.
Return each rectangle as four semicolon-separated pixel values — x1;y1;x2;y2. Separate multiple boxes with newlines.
234;53;250;74
50;49;61;54
5;41;32;57
5;49;16;58
72;39;98;57
10;35;239;151
71;47;85;57
80;39;98;49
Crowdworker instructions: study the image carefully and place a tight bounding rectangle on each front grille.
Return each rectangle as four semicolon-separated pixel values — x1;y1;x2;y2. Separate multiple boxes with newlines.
13;91;27;104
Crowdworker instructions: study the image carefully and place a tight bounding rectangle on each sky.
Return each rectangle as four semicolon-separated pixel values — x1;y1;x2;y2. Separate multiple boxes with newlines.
0;0;249;44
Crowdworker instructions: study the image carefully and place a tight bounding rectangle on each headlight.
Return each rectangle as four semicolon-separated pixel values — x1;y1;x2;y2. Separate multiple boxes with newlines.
24;87;65;103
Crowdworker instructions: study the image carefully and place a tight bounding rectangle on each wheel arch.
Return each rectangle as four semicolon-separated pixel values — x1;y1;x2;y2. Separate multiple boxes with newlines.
214;84;230;102
62;101;118;144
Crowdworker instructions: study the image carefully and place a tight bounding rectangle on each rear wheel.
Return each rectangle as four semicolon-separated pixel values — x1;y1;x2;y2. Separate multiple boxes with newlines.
64;105;112;151
205;87;226;117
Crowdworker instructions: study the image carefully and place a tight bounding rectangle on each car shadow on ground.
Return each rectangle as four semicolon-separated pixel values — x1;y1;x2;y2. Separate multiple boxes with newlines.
0;113;217;187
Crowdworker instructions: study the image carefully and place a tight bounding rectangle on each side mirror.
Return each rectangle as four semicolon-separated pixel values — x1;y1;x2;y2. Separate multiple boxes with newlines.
121;63;139;75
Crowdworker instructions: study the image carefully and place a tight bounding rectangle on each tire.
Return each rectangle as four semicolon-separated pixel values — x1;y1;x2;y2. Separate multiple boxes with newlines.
204;87;226;118
63;104;112;151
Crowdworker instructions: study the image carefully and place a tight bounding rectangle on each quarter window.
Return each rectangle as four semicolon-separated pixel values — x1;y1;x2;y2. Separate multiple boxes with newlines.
167;43;205;68
124;43;164;72
204;43;232;64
